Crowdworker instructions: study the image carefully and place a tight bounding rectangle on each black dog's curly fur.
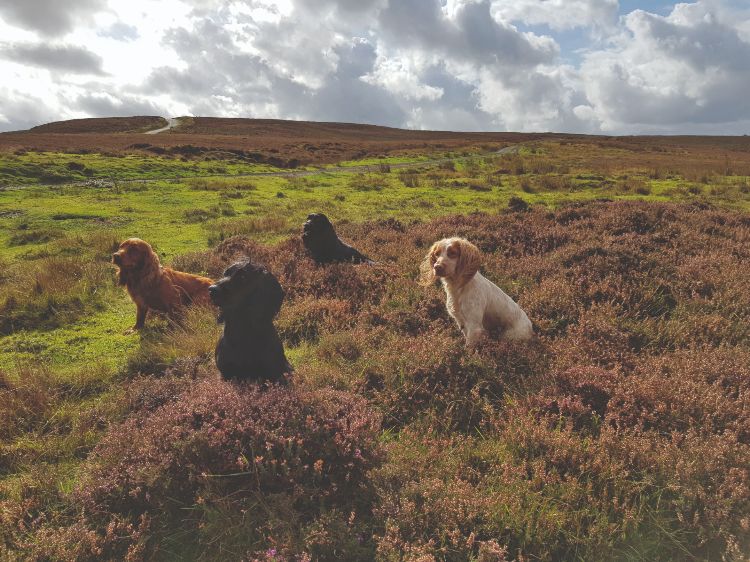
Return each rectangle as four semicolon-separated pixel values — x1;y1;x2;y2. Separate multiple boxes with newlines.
209;260;292;383
301;213;372;264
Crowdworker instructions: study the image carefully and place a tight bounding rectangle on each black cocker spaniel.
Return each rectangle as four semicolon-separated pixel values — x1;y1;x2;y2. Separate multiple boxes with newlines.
209;260;292;383
301;213;372;264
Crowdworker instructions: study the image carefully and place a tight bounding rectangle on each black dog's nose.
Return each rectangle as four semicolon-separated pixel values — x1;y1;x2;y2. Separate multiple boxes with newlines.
208;284;219;296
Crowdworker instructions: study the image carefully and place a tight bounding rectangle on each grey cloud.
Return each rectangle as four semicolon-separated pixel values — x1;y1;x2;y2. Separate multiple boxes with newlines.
143;0;569;131
144;19;404;126
378;0;558;68
627;9;750;72
335;38;377;79
0;90;59;132
490;0;619;31
0;0;107;37
0;43;105;74
73;92;168;117
581;2;750;131
292;0;385;20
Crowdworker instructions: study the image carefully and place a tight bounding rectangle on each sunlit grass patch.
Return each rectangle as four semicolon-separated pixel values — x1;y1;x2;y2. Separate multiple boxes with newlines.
0;151;284;187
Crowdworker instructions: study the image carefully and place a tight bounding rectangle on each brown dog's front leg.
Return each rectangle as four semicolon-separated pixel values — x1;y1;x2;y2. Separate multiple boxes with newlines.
125;304;148;334
135;304;148;328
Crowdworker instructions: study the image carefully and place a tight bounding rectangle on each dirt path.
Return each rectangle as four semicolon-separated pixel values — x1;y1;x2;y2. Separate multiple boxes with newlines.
496;145;521;155
145;117;180;135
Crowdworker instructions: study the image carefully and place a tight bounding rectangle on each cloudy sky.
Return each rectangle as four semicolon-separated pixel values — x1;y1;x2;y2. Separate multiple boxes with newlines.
1;0;749;134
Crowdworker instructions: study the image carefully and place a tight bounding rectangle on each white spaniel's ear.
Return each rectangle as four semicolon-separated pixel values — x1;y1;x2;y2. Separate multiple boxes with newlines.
454;239;482;283
418;242;440;286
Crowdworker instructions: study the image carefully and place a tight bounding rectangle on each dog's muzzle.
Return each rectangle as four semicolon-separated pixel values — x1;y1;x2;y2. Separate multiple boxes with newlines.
112;253;122;265
433;264;446;277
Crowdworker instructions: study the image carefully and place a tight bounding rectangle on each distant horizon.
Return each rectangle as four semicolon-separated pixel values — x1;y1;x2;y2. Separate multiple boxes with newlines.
8;114;749;138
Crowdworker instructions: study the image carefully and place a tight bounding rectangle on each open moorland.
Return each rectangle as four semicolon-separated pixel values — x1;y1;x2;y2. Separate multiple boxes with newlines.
1;117;750;561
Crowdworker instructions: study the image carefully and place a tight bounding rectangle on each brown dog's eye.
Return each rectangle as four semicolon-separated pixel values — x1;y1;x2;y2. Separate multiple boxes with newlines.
447;246;458;258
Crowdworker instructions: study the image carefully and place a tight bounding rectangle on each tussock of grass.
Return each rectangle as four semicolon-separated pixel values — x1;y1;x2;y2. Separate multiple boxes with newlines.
0;256;112;335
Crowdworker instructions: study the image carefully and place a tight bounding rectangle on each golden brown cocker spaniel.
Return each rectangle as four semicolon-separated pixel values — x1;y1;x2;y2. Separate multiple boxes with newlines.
112;238;213;331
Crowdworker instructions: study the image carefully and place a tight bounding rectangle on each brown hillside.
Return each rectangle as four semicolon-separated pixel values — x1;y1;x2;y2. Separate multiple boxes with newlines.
2;116;750;168
28;116;167;134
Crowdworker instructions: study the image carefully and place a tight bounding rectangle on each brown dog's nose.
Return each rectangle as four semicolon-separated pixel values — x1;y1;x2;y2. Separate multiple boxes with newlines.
112;253;121;264
434;264;445;276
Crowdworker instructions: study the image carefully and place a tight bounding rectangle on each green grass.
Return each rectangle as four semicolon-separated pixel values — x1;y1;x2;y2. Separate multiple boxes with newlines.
0;292;137;374
332;154;437;167
0;151;284;187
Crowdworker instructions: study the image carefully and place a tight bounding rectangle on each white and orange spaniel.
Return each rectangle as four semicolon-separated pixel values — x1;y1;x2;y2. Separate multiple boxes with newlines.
419;237;533;346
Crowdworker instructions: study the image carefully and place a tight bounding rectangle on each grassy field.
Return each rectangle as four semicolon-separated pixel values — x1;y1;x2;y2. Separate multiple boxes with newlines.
2;133;750;560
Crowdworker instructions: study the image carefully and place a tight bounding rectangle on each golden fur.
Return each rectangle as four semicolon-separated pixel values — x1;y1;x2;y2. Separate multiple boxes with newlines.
112;238;213;331
419;238;482;287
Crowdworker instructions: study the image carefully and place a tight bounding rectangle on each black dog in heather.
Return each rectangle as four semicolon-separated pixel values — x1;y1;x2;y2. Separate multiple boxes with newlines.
301;213;373;264
209;260;292;383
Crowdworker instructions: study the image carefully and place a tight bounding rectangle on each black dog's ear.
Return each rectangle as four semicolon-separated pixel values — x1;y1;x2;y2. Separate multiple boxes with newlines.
256;274;284;321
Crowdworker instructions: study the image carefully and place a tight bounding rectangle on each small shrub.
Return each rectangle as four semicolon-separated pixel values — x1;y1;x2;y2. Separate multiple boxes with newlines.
8;227;64;246
0;256;111;334
276;297;351;345
349;174;384;191
519;177;534;192
184;207;220;223
507;196;529;213
398;171;420;187
65;381;381;559
536;174;572;191
0;365;54;442
207;216;287;246
468;181;492;192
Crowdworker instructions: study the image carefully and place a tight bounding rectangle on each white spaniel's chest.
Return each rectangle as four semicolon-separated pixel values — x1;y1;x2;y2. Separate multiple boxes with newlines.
445;292;463;324
443;278;486;328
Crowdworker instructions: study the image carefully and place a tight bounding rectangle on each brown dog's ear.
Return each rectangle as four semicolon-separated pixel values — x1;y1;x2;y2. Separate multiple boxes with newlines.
418;242;440;286
116;265;128;286
455;239;482;284
140;243;161;282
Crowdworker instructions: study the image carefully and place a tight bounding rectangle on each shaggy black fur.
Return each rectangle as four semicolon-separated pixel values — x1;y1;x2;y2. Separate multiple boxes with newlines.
209;260;292;383
301;213;372;264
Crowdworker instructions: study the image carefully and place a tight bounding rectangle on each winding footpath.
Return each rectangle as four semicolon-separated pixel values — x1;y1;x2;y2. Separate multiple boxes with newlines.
145;117;180;135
